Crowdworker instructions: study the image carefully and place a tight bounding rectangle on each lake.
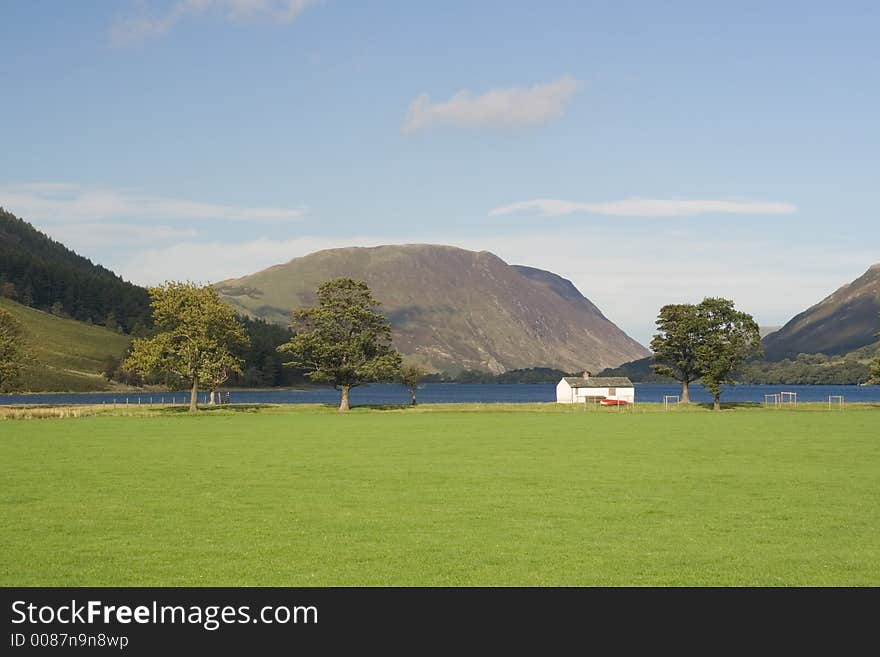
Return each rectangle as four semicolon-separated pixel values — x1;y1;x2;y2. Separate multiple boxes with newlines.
1;383;879;406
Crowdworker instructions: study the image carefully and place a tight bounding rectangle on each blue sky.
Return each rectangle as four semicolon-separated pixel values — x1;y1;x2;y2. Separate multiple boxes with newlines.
1;1;878;343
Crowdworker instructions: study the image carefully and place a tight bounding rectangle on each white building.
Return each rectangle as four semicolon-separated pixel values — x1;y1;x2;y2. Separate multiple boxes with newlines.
556;372;635;404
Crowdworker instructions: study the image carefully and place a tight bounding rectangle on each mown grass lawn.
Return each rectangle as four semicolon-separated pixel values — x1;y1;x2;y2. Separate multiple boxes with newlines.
1;404;878;585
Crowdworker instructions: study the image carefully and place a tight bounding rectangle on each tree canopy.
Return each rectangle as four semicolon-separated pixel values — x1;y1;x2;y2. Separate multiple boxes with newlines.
399;363;425;405
869;323;880;385
278;278;402;411
124;282;249;412
229;316;299;388
694;297;762;410
650;298;760;408
869;357;880;385
650;304;704;402
0;308;25;392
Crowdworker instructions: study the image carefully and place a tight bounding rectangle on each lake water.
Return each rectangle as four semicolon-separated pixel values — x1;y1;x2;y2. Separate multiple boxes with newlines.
1;383;879;406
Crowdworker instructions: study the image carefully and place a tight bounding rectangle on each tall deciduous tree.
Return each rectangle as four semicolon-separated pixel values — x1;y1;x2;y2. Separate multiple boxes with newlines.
650;304;703;403
0;309;25;392
278;278;402;412
694;297;762;411
399;363;425;406
124;282;249;413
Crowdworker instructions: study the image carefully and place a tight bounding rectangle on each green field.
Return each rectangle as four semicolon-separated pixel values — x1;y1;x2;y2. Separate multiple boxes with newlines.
0;297;131;392
1;404;878;585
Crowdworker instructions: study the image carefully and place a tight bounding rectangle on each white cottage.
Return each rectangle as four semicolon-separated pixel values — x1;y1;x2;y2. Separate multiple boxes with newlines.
556;371;635;404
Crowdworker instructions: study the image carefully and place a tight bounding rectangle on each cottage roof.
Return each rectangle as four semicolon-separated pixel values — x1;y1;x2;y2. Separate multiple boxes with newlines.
563;376;634;388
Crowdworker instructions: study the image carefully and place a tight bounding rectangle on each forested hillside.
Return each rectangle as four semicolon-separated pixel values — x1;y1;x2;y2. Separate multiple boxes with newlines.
602;347;878;385
0;208;150;332
230;316;305;388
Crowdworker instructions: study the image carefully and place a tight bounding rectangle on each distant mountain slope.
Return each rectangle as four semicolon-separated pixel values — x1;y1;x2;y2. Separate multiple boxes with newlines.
216;244;648;374
0;297;132;392
0;208;150;331
597;356;676;383
511;265;606;316
602;347;878;385
763;264;880;359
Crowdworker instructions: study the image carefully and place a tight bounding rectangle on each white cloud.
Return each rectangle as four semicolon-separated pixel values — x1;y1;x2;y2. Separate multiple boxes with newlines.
4;182;82;194
403;76;582;135
46;222;200;250
0;183;307;224
489;198;798;218
274;0;315;22
111;0;316;45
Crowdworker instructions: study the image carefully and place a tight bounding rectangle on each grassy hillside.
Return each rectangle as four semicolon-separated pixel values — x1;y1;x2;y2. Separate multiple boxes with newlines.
2;404;878;585
0;297;131;392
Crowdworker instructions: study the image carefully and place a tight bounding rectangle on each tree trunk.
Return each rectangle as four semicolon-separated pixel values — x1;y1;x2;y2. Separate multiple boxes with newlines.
339;385;351;412
209;391;216;406
409;387;417;406
681;380;690;404
189;376;199;413
713;393;721;411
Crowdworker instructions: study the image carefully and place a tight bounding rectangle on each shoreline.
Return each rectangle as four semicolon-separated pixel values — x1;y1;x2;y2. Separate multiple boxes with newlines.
3;383;879;409
3;400;879;418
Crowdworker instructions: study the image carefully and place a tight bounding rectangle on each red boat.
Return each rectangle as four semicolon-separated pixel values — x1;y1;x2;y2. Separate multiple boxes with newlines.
599;398;629;406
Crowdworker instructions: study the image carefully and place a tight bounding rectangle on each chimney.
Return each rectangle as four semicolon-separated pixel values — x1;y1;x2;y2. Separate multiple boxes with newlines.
582;370;591;380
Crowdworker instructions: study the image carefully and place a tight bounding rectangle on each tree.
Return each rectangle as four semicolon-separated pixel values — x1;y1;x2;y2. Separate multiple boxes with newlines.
0;281;17;300
202;350;241;405
650;304;703;403
278;278;402;412
101;354;120;382
399;363;425;405
20;285;33;307
104;312;118;332
869;324;880;385
869;357;880;385
124;282;249;413
260;354;279;386
0;309;25;392
694;297;762;410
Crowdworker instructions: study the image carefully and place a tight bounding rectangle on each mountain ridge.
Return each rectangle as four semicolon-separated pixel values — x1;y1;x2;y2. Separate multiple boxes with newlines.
217;244;648;374
762;264;880;359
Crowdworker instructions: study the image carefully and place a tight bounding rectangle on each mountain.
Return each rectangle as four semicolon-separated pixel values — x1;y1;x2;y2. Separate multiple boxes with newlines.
763;264;880;359
0;208;151;332
598;356;675;383
0;297;132;392
216;244;649;374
